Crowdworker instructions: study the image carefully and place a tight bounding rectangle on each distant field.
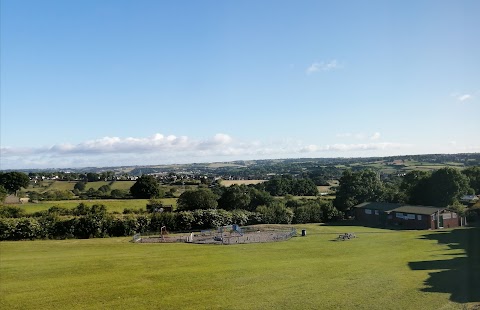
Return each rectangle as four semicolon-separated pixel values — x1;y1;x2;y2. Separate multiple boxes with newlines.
354;160;471;174
25;181;136;193
208;163;246;168
317;180;339;194
1;224;478;309
11;198;178;214
221;180;267;186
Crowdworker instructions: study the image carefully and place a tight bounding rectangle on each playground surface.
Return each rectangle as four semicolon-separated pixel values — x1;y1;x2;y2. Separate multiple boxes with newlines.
134;225;297;244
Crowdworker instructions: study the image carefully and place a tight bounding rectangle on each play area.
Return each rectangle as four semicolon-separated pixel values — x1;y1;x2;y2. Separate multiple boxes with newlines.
133;224;297;245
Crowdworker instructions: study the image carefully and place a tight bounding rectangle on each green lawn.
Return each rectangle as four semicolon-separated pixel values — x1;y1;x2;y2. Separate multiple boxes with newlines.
1;224;478;309
85;181;136;191
12;198;178;214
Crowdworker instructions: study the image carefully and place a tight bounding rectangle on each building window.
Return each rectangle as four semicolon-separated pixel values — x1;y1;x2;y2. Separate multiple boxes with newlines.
453;213;457;218
407;214;415;220
374;210;379;215
417;215;422;220
365;209;372;215
396;212;404;218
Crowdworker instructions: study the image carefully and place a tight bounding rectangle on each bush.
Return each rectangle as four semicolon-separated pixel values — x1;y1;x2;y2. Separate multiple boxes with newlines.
0;218;42;240
150;212;177;232
111;189;129;199
256;203;293;224
292;200;341;224
0;205;26;218
108;216;138;236
176;211;195;231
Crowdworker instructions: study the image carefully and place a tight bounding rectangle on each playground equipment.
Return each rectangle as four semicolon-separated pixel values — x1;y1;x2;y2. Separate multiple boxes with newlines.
232;224;243;236
160;226;168;241
133;225;297;245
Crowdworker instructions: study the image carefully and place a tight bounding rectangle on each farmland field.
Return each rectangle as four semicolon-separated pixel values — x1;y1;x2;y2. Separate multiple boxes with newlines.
26;181;136;193
220;180;267;186
11;198;178;214
1;224;478;309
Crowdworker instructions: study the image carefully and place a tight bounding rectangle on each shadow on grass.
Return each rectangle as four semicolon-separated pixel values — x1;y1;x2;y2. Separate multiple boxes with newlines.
408;226;480;303
322;220;365;227
322;220;409;231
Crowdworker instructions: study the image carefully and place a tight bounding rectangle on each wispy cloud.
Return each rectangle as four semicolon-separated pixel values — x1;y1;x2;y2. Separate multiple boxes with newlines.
457;94;472;102
451;92;474;102
300;142;412;153
1;133;277;168
306;60;340;74
1;133;234;156
370;132;381;140
0;132;413;169
336;132;365;139
336;132;381;140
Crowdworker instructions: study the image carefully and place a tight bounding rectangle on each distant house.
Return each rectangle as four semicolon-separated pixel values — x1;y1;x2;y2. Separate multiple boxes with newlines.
146;204;173;213
460;195;479;205
20;198;29;204
353;202;465;230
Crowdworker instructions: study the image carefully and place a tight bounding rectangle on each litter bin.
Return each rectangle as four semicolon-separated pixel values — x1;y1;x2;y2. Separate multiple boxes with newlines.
301;229;306;236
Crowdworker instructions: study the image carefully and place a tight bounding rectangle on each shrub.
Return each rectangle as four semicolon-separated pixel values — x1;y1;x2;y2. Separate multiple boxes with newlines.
0;205;26;218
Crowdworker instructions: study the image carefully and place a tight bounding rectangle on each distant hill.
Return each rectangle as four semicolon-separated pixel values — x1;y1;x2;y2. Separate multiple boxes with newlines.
4;153;479;180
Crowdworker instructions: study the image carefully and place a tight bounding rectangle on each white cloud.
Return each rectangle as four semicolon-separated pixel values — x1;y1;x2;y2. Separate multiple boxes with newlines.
297;142;412;154
213;133;232;144
336;132;365;139
299;145;319;153
323;142;411;152
0;132;413;169
336;132;381;140
451;92;474;102
370;132;381;140
457;94;472;102
306;60;340;74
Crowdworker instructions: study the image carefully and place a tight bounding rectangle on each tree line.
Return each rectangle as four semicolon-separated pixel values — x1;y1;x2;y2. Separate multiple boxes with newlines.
333;167;480;220
0;198;340;241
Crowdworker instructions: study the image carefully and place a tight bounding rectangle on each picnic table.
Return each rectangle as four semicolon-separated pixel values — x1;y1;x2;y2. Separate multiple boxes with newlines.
338;232;356;241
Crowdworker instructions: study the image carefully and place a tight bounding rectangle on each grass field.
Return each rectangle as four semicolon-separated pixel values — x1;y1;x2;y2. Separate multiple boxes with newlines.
342;160;471;175
1;224;478;309
11;198;178;214
25;181;137;193
220;180;267;186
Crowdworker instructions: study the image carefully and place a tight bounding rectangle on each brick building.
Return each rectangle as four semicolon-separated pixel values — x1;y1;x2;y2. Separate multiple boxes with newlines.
353;202;465;230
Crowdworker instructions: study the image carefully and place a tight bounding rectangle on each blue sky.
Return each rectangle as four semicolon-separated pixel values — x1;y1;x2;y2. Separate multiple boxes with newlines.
1;0;479;169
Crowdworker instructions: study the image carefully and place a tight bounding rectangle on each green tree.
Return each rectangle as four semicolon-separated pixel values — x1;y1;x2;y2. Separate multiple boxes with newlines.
263;175;293;196
333;169;384;212
462;166;480;194
74;181;86;191
0;172;30;194
400;170;431;205
218;184;251;210
247;187;274;211
130;175;164;199
111;189;128;199
0;185;7;202
427;167;471;207
86;173;100;182
177;189;218;211
98;185;111;193
256;201;293;224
